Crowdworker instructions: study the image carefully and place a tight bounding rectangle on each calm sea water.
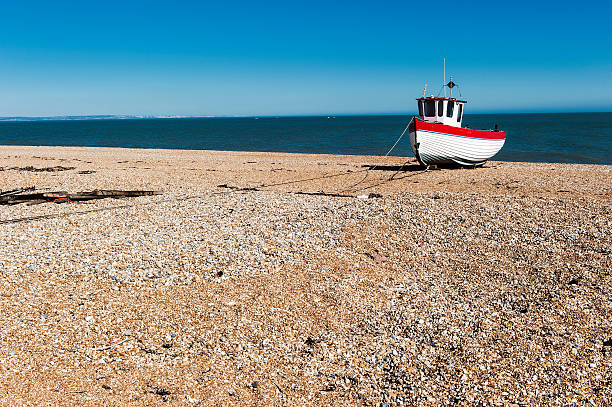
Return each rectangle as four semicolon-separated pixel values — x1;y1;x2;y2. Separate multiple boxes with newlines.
0;113;610;164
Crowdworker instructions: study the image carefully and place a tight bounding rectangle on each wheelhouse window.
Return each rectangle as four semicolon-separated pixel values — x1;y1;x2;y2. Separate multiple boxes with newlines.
438;100;444;117
446;101;454;118
425;100;436;116
418;101;423;116
457;104;463;122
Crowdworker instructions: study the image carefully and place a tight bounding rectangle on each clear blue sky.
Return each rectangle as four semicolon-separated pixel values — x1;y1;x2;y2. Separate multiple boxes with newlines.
0;0;610;116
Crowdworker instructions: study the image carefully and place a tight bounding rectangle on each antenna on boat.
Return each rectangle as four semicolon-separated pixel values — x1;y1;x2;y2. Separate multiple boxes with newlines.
422;84;427;98
443;57;446;98
447;76;456;98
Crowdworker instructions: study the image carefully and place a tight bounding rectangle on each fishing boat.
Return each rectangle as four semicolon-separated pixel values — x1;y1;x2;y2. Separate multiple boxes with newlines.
409;75;506;167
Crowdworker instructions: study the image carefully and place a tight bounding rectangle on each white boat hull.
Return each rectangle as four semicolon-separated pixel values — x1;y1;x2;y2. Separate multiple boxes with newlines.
409;118;506;166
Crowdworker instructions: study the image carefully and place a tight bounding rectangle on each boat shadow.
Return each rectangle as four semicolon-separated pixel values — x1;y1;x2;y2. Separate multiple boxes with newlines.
363;163;485;171
361;164;423;172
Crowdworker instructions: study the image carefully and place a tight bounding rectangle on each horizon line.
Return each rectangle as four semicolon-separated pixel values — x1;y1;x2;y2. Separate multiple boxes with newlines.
1;110;611;122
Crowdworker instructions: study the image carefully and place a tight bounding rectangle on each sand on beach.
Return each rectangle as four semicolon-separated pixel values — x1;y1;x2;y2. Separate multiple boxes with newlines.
0;145;610;405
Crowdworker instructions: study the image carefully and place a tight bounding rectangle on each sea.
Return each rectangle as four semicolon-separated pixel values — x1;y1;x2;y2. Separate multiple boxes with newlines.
0;113;610;165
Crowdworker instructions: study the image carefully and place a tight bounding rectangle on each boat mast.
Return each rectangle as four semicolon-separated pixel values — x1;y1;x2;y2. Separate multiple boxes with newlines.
443;57;446;98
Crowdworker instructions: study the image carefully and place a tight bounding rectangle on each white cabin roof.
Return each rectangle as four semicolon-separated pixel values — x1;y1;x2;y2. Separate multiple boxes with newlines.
416;96;466;128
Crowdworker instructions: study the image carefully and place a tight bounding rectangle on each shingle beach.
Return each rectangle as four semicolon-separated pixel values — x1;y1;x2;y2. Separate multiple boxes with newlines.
0;146;610;405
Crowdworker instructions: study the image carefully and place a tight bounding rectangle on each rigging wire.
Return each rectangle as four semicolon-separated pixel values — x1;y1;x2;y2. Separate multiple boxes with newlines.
456;84;463;98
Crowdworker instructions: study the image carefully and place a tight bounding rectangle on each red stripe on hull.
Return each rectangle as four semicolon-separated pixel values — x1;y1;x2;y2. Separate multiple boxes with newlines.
414;117;506;140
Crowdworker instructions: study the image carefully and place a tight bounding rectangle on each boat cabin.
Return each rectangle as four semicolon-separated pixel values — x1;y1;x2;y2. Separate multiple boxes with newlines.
416;96;466;127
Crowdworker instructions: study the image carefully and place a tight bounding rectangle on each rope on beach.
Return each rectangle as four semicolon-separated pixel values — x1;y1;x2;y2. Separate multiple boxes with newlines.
0;202;144;225
0;164;424;225
0;192;215;225
337;120;411;193
255;167;370;189
350;163;428;194
0;120;419;225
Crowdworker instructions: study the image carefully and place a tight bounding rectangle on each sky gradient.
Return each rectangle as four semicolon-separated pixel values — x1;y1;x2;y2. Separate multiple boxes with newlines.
1;0;611;117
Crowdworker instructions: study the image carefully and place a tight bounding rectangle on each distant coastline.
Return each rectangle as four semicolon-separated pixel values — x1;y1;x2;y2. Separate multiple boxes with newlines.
0;115;217;122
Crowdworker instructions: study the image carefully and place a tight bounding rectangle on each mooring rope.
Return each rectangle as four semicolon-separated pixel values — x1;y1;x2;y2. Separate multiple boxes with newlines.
0;119;417;225
338;119;412;193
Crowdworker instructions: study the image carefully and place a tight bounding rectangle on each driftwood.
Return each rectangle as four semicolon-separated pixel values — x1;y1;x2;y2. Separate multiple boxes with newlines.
217;184;259;192
294;191;354;198
0;166;76;172
0;188;160;205
217;184;361;199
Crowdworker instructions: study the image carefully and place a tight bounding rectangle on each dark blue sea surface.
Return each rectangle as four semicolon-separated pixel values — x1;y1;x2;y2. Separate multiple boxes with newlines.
0;113;610;164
